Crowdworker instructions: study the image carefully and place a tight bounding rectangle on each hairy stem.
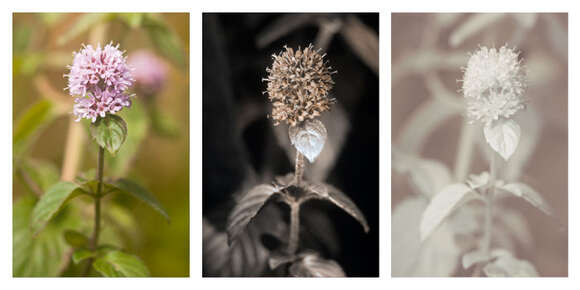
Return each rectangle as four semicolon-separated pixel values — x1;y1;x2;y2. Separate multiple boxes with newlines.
83;146;105;275
287;202;301;255
294;151;305;186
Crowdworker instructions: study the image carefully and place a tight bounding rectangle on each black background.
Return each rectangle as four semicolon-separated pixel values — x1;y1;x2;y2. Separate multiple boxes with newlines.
203;13;379;277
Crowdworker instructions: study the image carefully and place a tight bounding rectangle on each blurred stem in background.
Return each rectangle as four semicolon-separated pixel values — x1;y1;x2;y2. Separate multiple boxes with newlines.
454;118;474;182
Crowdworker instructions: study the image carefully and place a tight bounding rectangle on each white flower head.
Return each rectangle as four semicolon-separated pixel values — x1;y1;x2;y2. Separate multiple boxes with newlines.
461;45;527;125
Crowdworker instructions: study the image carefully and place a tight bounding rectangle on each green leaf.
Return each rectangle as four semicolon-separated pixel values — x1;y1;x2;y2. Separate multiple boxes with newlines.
13;195;81;277
151;106;180;138
90;114;128;155
57;13;107;45
64;230;89;248
14;100;57;156
19;158;60;192
30;182;84;235
79;180;123;197
93;250;150;277
117;13;144;28
72;249;96;264
420;183;480;242
13;52;45;76
107;102;149;177
13;25;32;52
142;14;186;68
93;258;122;277
114;178;169;221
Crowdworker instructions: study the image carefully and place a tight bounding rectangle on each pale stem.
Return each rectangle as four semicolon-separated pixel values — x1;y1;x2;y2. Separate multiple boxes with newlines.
287;202;301;255
294;151;305;186
474;153;497;277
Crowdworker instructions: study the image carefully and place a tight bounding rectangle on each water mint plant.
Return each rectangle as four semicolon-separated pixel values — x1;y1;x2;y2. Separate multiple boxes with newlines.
224;45;369;277
24;42;169;277
416;45;550;277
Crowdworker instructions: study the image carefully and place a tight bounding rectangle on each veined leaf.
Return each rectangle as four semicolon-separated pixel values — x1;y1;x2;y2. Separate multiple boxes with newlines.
483;254;539;277
497;182;552;215
107;102;149;177
289;252;345;277
289;119;327;163
114;178;169;221
420;183;479;242
14;100;57;156
484;119;521;161
72;249;96;264
307;183;369;233
90;114;128;155
226;184;280;246
30;182;85;235
93;250;149;277
14;195;82;277
462;250;491;269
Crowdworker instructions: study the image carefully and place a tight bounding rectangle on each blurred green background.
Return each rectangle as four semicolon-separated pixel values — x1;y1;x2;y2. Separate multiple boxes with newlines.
13;13;189;277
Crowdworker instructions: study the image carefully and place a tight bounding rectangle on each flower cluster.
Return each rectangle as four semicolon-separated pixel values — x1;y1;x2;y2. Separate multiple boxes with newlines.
461;45;526;125
128;50;168;97
65;42;134;122
264;44;336;127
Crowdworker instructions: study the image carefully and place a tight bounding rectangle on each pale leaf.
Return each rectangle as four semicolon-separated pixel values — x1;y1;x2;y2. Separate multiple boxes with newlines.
462;250;491;269
483;255;539;277
289;119;328;163
484;119;521;161
498;183;552;215
420;183;479;242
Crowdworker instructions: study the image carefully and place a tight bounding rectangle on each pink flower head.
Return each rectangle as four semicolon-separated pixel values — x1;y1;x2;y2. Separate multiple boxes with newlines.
65;42;134;122
128;50;168;96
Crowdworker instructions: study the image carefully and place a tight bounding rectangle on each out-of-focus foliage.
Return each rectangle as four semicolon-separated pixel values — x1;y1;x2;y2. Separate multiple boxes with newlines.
13;13;189;277
392;13;568;277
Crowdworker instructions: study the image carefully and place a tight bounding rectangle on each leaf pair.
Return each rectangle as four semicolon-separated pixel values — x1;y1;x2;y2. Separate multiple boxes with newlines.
226;177;369;248
72;246;150;277
31;179;169;237
462;248;538;277
269;251;345;277
419;172;551;242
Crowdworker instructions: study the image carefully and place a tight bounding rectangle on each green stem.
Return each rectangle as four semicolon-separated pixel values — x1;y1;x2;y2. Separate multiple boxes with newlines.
83;146;105;276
